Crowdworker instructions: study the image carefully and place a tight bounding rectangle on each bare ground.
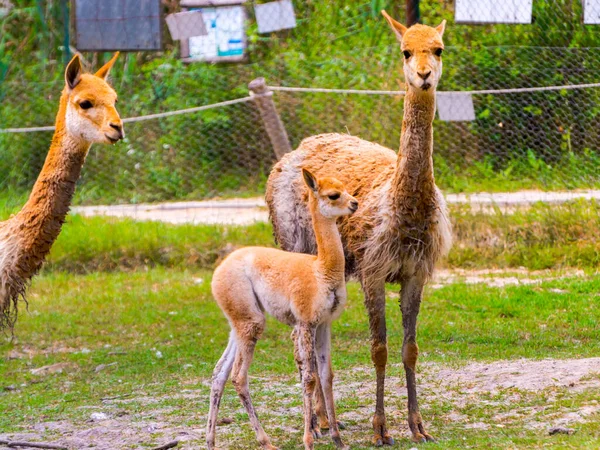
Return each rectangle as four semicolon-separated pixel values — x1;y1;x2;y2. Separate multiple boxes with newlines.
2;357;600;449
71;190;600;226
430;268;587;289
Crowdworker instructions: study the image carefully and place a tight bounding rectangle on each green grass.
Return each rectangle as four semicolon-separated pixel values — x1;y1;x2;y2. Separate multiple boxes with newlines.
43;214;274;273
2;199;598;273
1;269;599;448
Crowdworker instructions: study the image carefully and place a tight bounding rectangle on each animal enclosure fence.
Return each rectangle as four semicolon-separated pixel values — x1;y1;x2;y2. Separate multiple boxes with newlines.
2;0;600;206
2;78;600;205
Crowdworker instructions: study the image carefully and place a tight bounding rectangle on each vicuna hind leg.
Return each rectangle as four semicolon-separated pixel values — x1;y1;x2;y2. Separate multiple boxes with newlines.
294;324;318;450
315;324;348;449
231;319;278;450
206;332;237;449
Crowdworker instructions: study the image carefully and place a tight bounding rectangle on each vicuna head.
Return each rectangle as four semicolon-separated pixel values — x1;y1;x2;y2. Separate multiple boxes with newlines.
382;10;446;93
63;52;124;145
302;169;359;219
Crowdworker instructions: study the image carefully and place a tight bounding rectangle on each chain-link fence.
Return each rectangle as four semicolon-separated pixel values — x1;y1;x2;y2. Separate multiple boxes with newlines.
2;0;600;207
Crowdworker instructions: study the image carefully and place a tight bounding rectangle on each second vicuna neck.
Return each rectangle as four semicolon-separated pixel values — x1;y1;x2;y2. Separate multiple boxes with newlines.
310;199;345;282
392;88;437;204
13;91;90;268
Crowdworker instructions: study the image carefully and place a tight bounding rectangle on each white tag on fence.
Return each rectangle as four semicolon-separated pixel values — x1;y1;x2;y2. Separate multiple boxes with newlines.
455;0;532;24
583;0;600;24
0;0;13;18
437;93;476;122
255;0;297;34
165;11;208;41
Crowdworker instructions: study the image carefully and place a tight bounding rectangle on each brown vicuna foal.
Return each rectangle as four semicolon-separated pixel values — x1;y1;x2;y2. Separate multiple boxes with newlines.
207;169;357;450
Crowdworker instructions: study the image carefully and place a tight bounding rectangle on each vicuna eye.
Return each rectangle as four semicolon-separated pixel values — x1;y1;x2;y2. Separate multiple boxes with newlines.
328;193;340;200
434;48;443;57
403;50;411;59
79;100;93;110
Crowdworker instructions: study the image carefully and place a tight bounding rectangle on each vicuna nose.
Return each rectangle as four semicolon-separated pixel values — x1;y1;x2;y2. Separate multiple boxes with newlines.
110;122;124;139
350;200;359;211
418;71;431;80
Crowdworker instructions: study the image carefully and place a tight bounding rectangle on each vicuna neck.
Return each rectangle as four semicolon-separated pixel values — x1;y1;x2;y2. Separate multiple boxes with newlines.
310;199;345;281
13;91;90;271
392;88;437;203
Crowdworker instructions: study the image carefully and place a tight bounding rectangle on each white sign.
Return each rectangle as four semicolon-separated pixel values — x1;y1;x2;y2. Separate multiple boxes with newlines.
437;93;475;122
455;0;532;24
584;0;600;24
0;0;13;18
165;11;208;40
255;0;297;34
188;6;245;61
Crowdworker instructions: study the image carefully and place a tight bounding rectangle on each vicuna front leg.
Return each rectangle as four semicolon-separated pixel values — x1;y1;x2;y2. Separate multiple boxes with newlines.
294;324;318;450
362;280;394;447
293;328;323;440
314;371;346;433
315;324;348;449
400;276;434;443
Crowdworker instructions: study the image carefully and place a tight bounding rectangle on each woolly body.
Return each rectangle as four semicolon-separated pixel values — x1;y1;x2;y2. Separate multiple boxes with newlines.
213;247;346;329
267;132;452;285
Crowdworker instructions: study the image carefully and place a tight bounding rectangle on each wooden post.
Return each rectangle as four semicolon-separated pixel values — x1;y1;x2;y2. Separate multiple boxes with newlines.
248;77;292;160
406;0;420;26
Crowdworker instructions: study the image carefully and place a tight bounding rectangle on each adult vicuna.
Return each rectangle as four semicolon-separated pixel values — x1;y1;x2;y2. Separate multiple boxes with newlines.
0;53;124;330
207;169;358;450
265;12;451;445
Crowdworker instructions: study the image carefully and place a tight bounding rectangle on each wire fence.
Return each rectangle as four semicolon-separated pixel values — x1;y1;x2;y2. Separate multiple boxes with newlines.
2;0;600;207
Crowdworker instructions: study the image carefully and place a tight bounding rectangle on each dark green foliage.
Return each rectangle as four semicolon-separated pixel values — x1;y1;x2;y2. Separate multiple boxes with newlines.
1;1;600;203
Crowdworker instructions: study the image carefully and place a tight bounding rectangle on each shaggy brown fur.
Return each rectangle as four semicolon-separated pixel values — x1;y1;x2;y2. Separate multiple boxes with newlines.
0;53;123;331
265;13;451;445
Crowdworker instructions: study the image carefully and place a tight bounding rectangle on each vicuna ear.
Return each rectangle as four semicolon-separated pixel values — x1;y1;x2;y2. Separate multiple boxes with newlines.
95;52;120;80
381;10;407;43
436;19;446;37
65;54;82;90
302;168;319;193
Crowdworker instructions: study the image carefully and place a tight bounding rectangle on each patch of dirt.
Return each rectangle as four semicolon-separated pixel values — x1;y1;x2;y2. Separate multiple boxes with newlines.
432;358;600;393
6;342;88;359
30;362;78;376
2;419;204;450
2;357;600;448
71;190;600;225
429;268;587;289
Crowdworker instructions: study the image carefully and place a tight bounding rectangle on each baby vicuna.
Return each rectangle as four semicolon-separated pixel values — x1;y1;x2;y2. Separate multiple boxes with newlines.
207;169;357;450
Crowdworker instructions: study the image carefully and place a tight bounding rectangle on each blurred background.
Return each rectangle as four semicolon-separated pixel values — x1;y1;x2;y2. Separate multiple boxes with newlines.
2;6;600;447
1;0;600;206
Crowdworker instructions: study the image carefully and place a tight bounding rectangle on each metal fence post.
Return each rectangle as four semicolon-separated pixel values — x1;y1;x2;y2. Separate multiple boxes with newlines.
248;77;292;160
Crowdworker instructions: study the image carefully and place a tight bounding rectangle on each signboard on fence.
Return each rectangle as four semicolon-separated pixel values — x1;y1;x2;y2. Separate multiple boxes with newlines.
165;11;208;41
179;1;246;63
437;93;476;122
74;0;162;51
455;0;533;24
583;0;600;24
0;0;13;18
255;0;297;34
